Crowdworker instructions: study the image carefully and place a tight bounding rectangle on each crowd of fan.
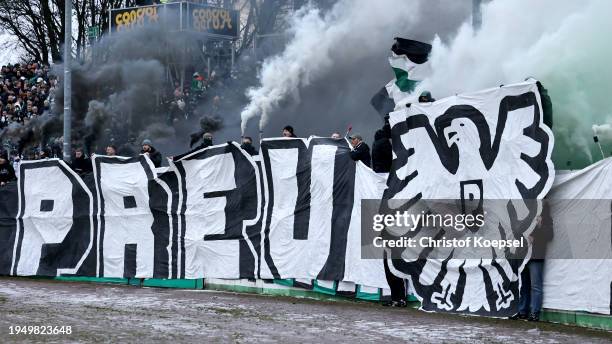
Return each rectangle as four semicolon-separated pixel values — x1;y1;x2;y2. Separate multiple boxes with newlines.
166;70;224;125
0;81;408;188
0;63;59;159
0;62;231;185
0;62;60;185
0;63;56;129
0;62;407;188
0;119;391;187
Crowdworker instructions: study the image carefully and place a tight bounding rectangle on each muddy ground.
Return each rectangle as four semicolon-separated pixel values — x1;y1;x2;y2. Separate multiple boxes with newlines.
0;278;609;343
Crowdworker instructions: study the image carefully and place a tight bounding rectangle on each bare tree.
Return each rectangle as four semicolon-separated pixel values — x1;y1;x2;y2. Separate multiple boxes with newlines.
0;0;294;64
0;0;134;64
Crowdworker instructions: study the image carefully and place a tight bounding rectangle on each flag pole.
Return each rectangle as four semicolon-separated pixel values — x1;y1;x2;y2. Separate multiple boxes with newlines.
344;125;352;140
62;0;72;163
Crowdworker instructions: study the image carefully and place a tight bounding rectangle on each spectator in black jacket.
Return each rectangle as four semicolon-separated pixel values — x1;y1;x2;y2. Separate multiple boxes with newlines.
141;139;162;167
71;148;92;175
511;200;554;322
240;136;258;156
0;151;16;186
196;132;214;150
349;133;371;167
371;115;392;173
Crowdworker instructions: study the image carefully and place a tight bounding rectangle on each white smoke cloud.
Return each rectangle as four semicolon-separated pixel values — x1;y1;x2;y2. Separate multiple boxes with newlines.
415;0;612;164
240;0;424;133
570;129;593;163
593;119;612;141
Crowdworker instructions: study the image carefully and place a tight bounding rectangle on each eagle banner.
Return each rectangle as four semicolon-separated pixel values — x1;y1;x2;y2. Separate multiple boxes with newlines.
2;80;611;318
380;79;555;317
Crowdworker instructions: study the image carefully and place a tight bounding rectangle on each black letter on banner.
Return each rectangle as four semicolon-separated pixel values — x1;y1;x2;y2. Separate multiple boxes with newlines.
152;169;182;279
261;139;311;241
248;159;266;278
260;138;355;280
94;155;162;278
315;138;355;280
12;160;96;276
173;143;260;279
148;167;179;279
0;181;18;274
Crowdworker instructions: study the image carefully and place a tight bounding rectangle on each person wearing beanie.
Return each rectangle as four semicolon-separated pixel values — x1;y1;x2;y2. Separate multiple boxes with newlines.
282;125;297;138
418;90;435;103
0;151;16;186
141;139;162;167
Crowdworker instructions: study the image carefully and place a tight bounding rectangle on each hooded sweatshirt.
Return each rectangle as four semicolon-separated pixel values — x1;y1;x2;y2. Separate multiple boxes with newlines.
0;159;16;184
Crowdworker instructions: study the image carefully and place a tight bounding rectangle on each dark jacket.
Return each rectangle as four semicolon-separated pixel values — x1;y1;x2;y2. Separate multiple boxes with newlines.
0;161;16;184
531;202;554;260
371;119;392;173
195;138;213;151
371;131;392;173
71;156;92;175
142;146;162;168
240;143;258;156
350;141;371;167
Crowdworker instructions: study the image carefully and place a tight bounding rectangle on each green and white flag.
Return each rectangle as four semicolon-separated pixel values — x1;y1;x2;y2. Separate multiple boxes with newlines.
386;38;432;106
371;38;432;116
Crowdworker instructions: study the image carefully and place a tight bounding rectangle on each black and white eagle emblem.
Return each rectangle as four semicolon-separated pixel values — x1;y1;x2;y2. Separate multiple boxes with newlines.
382;80;555;316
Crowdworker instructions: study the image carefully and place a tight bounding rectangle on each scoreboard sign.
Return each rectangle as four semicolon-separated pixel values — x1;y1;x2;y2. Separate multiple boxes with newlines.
111;5;163;32
189;4;239;38
109;2;239;39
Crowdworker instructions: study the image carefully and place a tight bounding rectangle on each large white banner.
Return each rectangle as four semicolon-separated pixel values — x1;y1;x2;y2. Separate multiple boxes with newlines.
3;140;389;290
2;80;609;317
543;158;612;315
383;79;556;317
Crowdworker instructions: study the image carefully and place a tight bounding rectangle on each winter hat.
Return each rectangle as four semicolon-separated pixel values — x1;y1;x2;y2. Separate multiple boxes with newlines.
142;139;152;146
283;125;294;134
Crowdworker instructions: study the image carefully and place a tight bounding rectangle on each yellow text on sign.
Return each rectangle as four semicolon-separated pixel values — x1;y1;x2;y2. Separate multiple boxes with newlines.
192;8;233;32
114;7;159;31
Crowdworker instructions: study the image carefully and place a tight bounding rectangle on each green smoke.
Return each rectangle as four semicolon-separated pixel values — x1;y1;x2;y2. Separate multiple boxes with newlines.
420;0;612;169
